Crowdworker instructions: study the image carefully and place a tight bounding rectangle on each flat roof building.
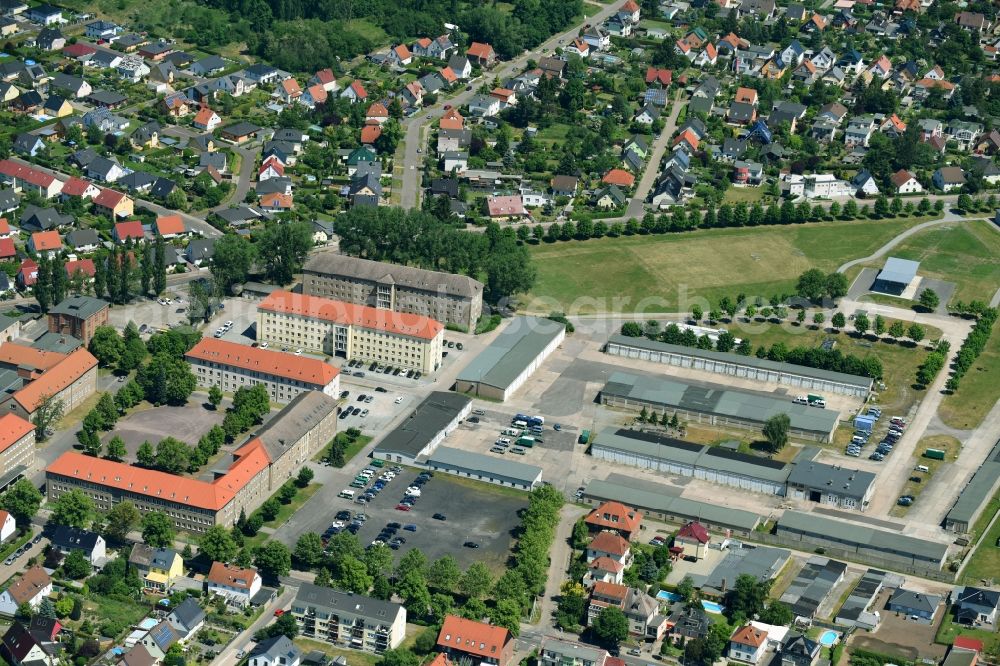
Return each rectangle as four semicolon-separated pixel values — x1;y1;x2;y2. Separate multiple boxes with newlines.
778;556;847;619
605;335;873;397
600;371;840;442
425;446;542;490
785;459;876;512
455;316;565;401
302;252;483;330
698;544;791;598
873;257;920;295
47;296;109;344
776;510;949;569
945;439;1000;532
374;392;471;465
257;290;444;374
834;569;891;629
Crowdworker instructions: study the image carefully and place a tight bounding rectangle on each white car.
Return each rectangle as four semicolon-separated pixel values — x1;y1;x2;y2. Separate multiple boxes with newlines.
405;487;422;496
395;396;403;404
260;342;268;348
225;321;233;327
295;349;303;355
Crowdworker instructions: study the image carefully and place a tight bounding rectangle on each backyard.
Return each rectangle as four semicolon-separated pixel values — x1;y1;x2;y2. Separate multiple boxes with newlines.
524;217;930;314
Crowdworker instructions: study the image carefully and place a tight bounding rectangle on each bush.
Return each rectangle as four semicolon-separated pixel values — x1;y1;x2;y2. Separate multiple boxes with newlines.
475;314;502;335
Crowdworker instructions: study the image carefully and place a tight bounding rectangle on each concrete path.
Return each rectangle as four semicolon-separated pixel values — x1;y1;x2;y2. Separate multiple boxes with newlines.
836;210;970;274
623;96;686;219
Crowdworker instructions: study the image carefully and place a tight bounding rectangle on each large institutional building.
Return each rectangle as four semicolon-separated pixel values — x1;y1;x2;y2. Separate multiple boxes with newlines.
302;253;484;330
257;291;444;373
45;391;338;532
0;344;98;420
185;338;340;404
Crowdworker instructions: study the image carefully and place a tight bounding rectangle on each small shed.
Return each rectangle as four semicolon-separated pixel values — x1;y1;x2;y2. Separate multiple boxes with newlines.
872;257;919;295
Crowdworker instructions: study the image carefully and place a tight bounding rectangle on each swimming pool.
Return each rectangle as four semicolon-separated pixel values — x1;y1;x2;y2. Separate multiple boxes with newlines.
701;600;725;614
657;591;682;602
818;630;839;647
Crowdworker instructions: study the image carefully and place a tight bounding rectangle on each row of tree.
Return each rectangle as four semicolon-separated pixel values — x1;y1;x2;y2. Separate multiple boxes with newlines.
947;307;998;392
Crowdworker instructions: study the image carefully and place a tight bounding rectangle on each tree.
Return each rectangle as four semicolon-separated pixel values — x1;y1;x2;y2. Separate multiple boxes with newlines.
201;526;239;563
428;555;461;592
488;599;522;636
726;574;771;619
104;501;141;542
120;322;147;371
51;489;94;528
105;435;127;462
378;649;421;666
96;392;119;430
758;601;793;626
854;313;870;336
293;532;325;569
691;305;703;323
62;549;91;579
812;312;825;327
459;562;494;599
591;606;629;646
141;511;176;548
89;326;124;368
32;395;64;441
620;321;643;337
874;314;886;337
1;479;43;524
918;288;940;312
832;312;846;330
256;221;313;285
762;413;790;453
138;354;196;406
254;541;292;581
676;575;694;601
907;323;925;343
208;385;224;409
210;234;256;295
796;268;826;302
137;441;155;467
296;467;314;488
255;612;299;641
826;273;849;300
889;321;905;339
34;254;52;313
363;544;394;578
155;437;191;474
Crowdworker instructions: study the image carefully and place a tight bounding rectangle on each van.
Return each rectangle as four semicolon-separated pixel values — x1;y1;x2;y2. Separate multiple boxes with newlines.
793;395;808;405
851;436;866;445
915;465;929;473
339;489;356;499
512;420;527;428
502;428;519;436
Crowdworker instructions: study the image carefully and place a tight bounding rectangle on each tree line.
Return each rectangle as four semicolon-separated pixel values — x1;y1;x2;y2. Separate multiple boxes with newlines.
946;307;998;392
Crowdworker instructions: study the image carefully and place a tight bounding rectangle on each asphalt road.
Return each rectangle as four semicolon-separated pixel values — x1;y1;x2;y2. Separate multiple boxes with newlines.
624;95;685;219
397;1;627;209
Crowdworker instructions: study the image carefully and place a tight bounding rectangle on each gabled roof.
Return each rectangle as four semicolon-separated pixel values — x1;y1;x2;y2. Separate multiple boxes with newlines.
186;338;339;386
5;567;50;604
589;531;630;556
677;521;710;543
731;624;768;648
30;230;61;251
49;524;102;552
602;168;635;187
0;415;29;454
114;220;144;240
207;562;259;590
436;615;511;659
169;597;206;631
467;42;495;59
589;556;625;573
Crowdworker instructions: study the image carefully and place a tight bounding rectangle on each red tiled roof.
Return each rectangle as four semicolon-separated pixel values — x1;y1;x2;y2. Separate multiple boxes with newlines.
259;192;293;209
590;531;630;556
487;195;526;217
436;616;511;659
591;580;628;600
349;81;367;98
704;43;717;59
0;237;14;260
306;84;327;103
65;258;96;279
677;521;710;543
586;501;642;534
194;106;219;126
0;342;65;372
890;169;916;187
0;218;9;235
440;67;458;83
674;128;700;150
0;159;59;189
314;68;335;84
589;556;625;573
186;338;339;386
281;78;301;96
360;125;382;145
621;0;640;10
645;67;671;85
207;562;260;590
114;220;144;240
916;78;955;90
0;414;34;454
17;259;37;286
63;43;96;58
259;290;444;341
31;230;62;251
467;42;494;59
6;567;50;605
48;442;270;512
440;108;464;130
367;102;389;118
93;188;126;208
394;44;412;60
61;176;95;197
14;348;98;413
602;169;635;187
155;215;185;236
735;86;758;104
732;625;768;648
415;38;432;48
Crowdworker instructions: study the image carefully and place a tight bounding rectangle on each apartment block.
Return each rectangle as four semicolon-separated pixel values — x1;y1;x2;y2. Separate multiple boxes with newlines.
302;253;483;330
256;291;444;373
292;582;406;654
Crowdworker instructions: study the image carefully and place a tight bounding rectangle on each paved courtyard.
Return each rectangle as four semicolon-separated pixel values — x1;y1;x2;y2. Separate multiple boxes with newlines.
100;401;232;455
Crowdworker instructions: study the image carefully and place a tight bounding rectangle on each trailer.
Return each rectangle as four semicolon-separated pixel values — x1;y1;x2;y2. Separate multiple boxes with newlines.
516;436;535;448
924;448;946;460
579;429;591;444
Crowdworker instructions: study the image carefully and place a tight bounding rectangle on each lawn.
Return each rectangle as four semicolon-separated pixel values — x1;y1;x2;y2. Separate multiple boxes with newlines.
935;613;1000;654
345;19;388;43
861;219;1000;306
524;217;927;314
938;317;1000;430
722;187;767;204
960;488;1000;585
889;435;961;518
245;483;323;548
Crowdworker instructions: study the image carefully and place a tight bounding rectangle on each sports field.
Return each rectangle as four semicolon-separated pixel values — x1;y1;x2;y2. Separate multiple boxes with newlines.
861;218;1000;306
524;218;925;314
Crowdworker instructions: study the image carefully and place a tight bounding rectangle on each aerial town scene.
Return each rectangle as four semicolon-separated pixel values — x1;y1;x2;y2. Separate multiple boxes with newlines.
0;1;998;666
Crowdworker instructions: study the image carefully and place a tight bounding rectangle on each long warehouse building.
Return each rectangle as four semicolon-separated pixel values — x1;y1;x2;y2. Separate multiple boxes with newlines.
374;392;472;466
600;371;840;442
257;290;444;373
302;252;484;330
605;335;873;398
944;439;1000;533
455;316;565;401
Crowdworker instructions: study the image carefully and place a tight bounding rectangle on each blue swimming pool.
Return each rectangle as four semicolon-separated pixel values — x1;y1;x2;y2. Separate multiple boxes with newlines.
701;600;725;614
657;591;682;602
819;630;839;647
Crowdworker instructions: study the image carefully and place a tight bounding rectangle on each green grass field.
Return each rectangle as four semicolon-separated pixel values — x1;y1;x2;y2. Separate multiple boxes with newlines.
524;218;927;314
862;219;1000;306
938;316;1000;430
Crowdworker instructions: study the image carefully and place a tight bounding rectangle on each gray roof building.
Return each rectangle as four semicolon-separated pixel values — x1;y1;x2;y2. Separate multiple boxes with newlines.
303;253;483;300
48;295;109;320
249;391;337;464
779;556;847;618
455;316;565;401
427;446;542;489
249;636;301;664
698;544;791;594
375;391;471;464
945;439;1000;532
874;257;919;292
786;460;876;504
887;588;941;617
292;582;404;629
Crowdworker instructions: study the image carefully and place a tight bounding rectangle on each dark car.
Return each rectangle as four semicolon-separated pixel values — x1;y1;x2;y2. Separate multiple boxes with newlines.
909;476;922;483
387;522;401;529
463;541;480;548
468;416;480;423
375;386;388;393
433;513;447;521
336;510;351;520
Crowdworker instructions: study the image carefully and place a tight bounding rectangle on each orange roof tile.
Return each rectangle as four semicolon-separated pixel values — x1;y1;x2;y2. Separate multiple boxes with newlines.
589;556;625;573
735;86;758;104
440;66;458;83
47;442;270;511
0;218;8;235
306;84;328;103
13;348;98;413
367;102;389;118
314;68;335;84
65;258;96;278
602;169;635;187
31;230;62;251
350;81;367;98
394;44;412;60
186;338;339;386
0;413;34;453
207;562;260;589
93;188;127;208
592;580;628;600
436;616;511;658
194;106;219;126
467;42;494;59
281;78;302;96
6;567;50;604
0;160;58;189
0;237;13;259
61;176;96;197
590;531;630;556
259;192;293;209
155;215;185;236
114;220;144;241
732;625;768;648
360;125;382;144
0;343;66;372
586;501;642;534
259;290;444;341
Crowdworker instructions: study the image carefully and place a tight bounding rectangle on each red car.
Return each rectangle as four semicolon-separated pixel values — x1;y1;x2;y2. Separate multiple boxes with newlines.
395;504;412;511
444;104;451;110
274;609;285;617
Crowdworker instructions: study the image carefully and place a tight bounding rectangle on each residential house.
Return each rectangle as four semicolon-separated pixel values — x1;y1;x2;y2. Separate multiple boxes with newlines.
890;169;922;194
277;78;302;104
538;638;609;666
167;598;206;642
436;616;514;666
780;40;805;67
467;42;497;68
129;544;183;592
42;95;72;118
733;160;763;185
635;104;661;125
739;0;776;18
469;95;501;117
674;521;710;559
249;636;302;666
292;583;405;653
582;25;610;51
486;195;527;221
185;239;215;266
0;511;13;543
852;169;880;196
887;589;941;621
623;588;662;639
671;606;711;643
694;43;718;66
769;102;807;133
87;157;127;183
130;122;160;149
0;621;59;666
162;93;191;117
243;64;280;86
946;121;982;151
259;192;293;213
727;102;756;125
442;152;468;173
389;44;412;67
954;587;1000;626
845;116;876;147
593;185;626;209
780;635;820;666
730;625;769;664
448;55;473;79
117;55;150;83
933;167;965;192
140;621;181;662
602;169;635;189
93;188;134;218
85;19;120;40
49;525;105;565
193;107;222;132
955;11;987;32
0;567;51;616
585;557;625;586
50;72;91;98
310;68;339;93
206;562;262;608
341;81;368;104
28;231;61;258
587;531;632;566
26;4;61;24
585;501;641;540
13;133;44;157
112;220;145;244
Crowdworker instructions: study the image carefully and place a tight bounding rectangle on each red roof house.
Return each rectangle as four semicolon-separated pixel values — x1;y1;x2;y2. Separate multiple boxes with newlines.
602;169;635;187
585;501;642;540
436;615;514;666
113;221;145;244
675;521;710;559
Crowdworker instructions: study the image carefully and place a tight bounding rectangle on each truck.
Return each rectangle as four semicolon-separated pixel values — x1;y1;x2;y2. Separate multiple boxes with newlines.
579;429;591;445
807;394;826;408
526;416;544;427
514;413;530;423
924;448;946;460
516;436;535;448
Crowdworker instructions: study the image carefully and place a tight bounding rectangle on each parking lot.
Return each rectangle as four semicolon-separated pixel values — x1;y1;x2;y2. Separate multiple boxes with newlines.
316;468;527;571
